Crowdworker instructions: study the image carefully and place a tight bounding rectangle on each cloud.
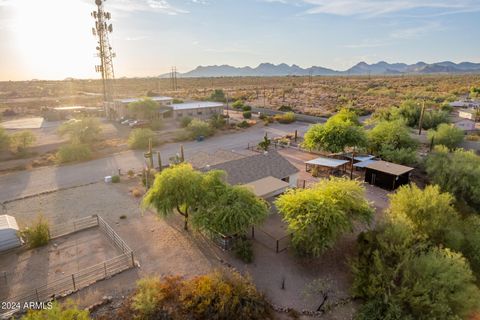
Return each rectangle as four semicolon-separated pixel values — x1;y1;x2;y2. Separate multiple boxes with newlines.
390;21;444;39
274;0;480;17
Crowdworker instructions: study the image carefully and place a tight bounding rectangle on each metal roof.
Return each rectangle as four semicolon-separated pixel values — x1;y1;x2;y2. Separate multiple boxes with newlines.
202;151;299;185
305;157;349;168
244;176;290;198
342;153;376;162
365;160;414;176
172;101;224;111
0;215;19;231
353;159;377;168
116;96;173;104
53;106;86;111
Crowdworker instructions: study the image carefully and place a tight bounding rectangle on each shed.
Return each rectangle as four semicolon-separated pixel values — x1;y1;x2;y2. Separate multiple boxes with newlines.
0;215;22;252
364;161;414;190
244;176;290;199
305;157;349;175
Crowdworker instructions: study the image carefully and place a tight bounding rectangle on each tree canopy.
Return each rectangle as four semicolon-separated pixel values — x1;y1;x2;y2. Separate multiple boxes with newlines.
57;118;101;144
143;163;267;234
303;108;366;153
10;131;36;154
275;177;373;257
427;123;464;150
425;146;480;210
128;128;156;150
128;98;159;119
187;119;214;139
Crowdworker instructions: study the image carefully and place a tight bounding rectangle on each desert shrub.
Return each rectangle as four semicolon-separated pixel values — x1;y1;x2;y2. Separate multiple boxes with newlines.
20;214;50;248
421;110;449;130
10;131;36;154
275;112;296;124
111;175;120;183
21;301;90;320
58;117;101;144
127;169;135;178
379;146;417;165
179;116;193;128
210;89;226;102
0;127;10;152
427;123;464;150
172;98;184;104
242;105;252;111
278;105;293;112
187;119;214;138
462;215;480;275
209;114;226;129
56;143;92;163
243;111;252;119
174;130;192;142
179;271;271;319
149;119;163;131
258;113;267;120
128;128;156;150
233;237;254;263
237;120;250;128
231;100;244;109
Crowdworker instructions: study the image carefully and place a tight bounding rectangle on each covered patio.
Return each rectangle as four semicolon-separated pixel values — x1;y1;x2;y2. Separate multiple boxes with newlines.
244;176;291;199
305;157;349;176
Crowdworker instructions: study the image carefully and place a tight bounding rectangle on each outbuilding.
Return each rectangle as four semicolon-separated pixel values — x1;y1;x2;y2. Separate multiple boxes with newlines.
364;160;414;190
0;215;22;252
305;157;349;176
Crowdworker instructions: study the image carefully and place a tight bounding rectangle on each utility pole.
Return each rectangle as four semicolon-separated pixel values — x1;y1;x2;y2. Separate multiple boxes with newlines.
92;0;116;118
418;100;426;135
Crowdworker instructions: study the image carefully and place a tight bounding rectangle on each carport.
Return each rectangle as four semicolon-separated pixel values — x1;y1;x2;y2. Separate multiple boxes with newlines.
244;176;290;199
305;157;349;175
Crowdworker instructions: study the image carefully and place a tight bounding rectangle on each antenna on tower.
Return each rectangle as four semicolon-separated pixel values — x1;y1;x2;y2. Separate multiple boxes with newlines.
92;0;116;118
170;66;178;91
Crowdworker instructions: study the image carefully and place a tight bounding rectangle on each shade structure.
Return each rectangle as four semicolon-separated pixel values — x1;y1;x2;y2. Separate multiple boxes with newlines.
244;176;290;199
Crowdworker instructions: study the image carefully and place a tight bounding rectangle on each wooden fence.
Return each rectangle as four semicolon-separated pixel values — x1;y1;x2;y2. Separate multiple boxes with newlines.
0;215;134;319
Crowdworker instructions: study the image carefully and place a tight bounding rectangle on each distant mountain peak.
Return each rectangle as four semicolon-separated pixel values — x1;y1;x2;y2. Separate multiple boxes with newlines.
158;60;480;78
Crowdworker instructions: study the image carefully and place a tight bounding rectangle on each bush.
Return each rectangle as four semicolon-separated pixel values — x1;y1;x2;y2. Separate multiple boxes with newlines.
427;123;464;150
210;89;226;102
20;214;50;248
379;146;417;165
237;120;250;128
421;110;449;130
243;111;252;119
111;175;120;183
179;116;193;128
172;98;184;104
275;112;296;124
56;143;92;163
58;117;101;144
232;100;244;109
242;105;252;111
187;119;214;138
278;105;293;112
149;119;163;131
21;301;90;320
234;237;254;263
128;128;156;150
209;114;226;129
0;127;11;152
128;272;271;320
10;131;36;154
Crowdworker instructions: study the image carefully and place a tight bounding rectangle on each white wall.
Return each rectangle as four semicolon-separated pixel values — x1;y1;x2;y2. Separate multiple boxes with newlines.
289;173;298;188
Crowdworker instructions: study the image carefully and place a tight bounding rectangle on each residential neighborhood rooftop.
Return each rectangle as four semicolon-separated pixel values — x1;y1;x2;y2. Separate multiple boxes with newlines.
305;157;349;168
365;160;414;176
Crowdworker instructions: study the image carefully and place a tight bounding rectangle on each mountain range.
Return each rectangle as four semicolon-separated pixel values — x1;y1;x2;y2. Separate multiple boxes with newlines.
160;61;480;78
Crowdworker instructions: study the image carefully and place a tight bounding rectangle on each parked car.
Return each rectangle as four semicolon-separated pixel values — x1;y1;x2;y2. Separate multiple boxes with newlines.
121;119;132;125
131;120;150;128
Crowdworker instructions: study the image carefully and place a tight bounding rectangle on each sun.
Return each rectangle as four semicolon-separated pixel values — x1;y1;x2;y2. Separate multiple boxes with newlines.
12;0;98;79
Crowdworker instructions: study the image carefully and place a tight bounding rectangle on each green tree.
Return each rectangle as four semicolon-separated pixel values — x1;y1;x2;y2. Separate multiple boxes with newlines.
10;131;36;154
0;127;11;152
426;146;480;210
421;109;449;130
231;100;244;109
388;184;462;248
275;177;373;257
128;128;156;150
367;120;418;164
179;116;193;128
397;100;421;127
209;114;226;129
428;123;464;150
462;215;480;275
187;119;214;139
303;108;366;153
57;118;101;144
243;111;252;119
210;89;226;102
143;163;224;230
56;144;92;163
193;185;269;235
22;301;90;320
128;98;159;119
258;134;271;151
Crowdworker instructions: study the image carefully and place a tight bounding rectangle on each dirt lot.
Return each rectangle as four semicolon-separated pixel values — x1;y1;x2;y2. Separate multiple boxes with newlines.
0;228;120;300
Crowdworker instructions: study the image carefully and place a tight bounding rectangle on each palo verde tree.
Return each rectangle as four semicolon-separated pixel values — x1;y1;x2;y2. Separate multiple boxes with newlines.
303;108;366;153
57;117;102;144
427;123;464;150
128;98;159;119
426;146;480;210
275;177;373;257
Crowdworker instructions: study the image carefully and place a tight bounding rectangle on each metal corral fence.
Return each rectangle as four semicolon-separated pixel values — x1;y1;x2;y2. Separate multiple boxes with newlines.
0;215;134;319
248;226;292;253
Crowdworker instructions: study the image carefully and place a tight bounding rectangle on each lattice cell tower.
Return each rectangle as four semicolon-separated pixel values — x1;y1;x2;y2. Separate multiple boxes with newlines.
91;0;116;117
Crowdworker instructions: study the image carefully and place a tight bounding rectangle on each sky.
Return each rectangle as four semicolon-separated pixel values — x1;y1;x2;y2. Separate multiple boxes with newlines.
0;0;479;81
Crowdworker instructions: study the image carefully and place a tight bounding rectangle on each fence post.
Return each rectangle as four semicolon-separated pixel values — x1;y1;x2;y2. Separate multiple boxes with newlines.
96;215;100;227
3;271;6;285
251;226;255;239
104;262;107;277
73;221;76;232
131;252;135;267
72;274;76;291
276;240;279;253
35;288;40;302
